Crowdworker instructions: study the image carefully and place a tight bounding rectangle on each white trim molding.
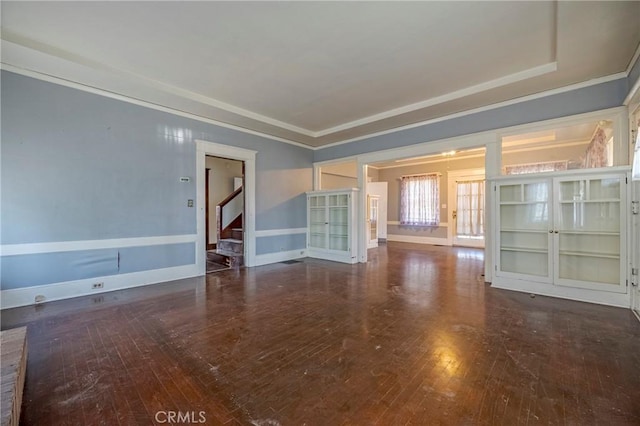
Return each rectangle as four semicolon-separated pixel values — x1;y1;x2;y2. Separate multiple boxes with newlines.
0;63;313;151
491;278;630;309
387;234;450;246
196;140;257;271
1;234;197;256
255;228;307;238
0;264;200;310
315;73;628;151
315;62;558;137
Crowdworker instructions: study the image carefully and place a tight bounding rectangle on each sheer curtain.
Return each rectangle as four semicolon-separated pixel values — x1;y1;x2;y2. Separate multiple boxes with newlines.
400;174;440;226
456;180;485;237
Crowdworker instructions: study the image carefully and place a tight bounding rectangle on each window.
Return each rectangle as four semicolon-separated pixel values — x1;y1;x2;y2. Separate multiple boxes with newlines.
504;160;568;175
502;118;617;175
400;174;440;226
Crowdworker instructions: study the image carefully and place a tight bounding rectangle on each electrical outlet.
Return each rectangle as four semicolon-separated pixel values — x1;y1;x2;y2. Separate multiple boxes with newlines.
187;199;194;207
92;282;104;289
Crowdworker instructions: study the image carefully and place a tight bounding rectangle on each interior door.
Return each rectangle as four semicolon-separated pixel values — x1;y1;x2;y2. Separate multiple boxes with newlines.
367;195;379;248
453;177;485;247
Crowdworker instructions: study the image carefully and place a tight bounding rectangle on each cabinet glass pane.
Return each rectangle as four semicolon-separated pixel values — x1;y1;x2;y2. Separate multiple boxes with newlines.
337;194;349;206
558;234;620;258
559;180;586;201
309;233;326;249
310;196;326;207
523;182;549;202
589;178;620;200
558;202;620;232
500;204;549;230
310;208;326;224
329;207;348;225
329;235;348;251
500;231;548;251
329;204;348;251
500;185;521;202
558;255;619;284
500;251;548;276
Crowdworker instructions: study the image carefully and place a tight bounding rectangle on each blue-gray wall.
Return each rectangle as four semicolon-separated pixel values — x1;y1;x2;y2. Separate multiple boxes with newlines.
314;78;630;162
1;71;313;290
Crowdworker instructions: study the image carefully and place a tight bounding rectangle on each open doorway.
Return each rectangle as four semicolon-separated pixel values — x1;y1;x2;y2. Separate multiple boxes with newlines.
205;155;244;272
448;168;486;248
368;147;486;249
316;160;388;251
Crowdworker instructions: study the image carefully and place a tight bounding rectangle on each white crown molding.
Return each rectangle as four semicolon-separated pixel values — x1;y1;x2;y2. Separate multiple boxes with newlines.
1;63;315;151
1;32;631;151
314;72;628;151
1;32;315;137
625;41;640;76
314;62;558;137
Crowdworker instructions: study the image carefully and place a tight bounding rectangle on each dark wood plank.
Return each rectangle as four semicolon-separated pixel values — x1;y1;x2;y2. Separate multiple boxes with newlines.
2;243;640;425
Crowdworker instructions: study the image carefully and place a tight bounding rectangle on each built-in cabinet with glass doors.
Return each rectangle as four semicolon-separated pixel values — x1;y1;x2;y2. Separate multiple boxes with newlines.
494;170;628;299
307;189;359;264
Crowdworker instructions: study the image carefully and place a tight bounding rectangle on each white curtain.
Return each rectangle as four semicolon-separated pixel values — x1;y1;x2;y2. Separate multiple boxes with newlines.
400;174;440;226
456;180;485;236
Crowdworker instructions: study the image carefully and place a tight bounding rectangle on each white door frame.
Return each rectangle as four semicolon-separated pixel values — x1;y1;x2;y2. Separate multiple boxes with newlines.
367;195;380;248
196;140;257;272
447;168;486;248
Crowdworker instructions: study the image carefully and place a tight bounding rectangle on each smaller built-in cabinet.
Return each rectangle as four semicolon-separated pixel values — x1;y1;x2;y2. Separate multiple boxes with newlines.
494;169;629;302
307;189;359;264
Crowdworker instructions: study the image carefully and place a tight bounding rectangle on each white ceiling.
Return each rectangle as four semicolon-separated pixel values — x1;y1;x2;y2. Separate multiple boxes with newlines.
1;1;639;148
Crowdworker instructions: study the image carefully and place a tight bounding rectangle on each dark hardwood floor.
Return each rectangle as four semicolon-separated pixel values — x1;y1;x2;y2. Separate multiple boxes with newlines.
2;243;639;425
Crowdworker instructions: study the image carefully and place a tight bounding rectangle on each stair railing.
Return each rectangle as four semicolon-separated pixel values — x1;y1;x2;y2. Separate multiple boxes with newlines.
216;187;243;241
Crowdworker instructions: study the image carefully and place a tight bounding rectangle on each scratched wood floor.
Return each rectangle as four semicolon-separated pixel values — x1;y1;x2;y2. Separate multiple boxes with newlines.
2;242;640;425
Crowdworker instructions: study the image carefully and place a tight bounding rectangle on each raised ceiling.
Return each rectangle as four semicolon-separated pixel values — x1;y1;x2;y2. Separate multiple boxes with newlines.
1;1;639;148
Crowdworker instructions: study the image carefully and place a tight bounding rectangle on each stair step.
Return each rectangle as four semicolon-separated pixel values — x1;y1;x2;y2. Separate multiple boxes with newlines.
216;249;243;257
219;238;242;244
231;228;243;231
215;249;244;268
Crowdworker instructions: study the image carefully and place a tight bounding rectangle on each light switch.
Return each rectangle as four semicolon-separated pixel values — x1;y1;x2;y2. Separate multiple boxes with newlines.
187;199;194;207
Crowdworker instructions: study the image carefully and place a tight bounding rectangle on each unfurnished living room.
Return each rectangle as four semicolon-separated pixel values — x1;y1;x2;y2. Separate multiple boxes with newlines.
2;2;640;425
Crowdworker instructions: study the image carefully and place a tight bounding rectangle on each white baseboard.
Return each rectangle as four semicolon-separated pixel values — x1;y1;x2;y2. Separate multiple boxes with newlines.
0;264;200;310
491;277;630;308
387;234;450;246
253;249;307;267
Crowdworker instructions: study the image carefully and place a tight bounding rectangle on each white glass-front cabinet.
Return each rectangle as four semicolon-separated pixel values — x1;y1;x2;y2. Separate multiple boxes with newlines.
496;178;553;282
494;170;629;298
307;189;359;264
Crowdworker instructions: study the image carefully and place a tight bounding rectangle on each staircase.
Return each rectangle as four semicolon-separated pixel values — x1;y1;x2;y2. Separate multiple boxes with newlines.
216;187;244;269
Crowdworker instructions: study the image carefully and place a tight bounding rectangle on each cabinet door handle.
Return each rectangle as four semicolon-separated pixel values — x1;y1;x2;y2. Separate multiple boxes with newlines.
554;230;559;234
548;230;553;233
